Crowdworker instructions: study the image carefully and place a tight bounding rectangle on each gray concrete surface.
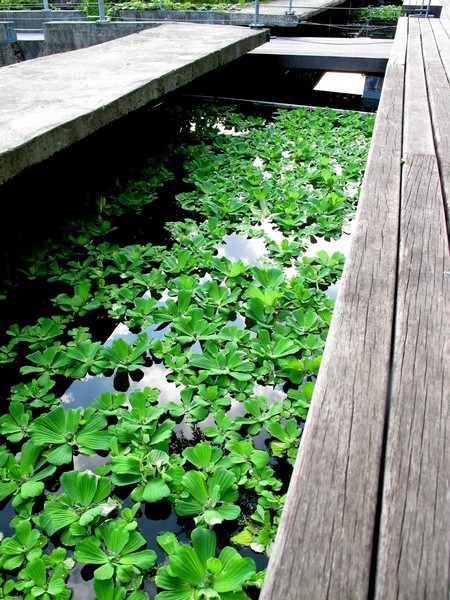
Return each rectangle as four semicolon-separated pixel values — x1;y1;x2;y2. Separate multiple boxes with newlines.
248;35;393;72
117;0;346;27
0;22;268;185
0;10;87;30
43;21;162;52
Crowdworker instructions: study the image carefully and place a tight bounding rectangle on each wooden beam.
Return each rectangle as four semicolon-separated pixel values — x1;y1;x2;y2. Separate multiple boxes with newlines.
259;19;408;600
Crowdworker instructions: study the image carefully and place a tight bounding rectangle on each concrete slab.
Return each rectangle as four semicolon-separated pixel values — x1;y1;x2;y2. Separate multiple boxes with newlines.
248;36;393;72
0;22;269;185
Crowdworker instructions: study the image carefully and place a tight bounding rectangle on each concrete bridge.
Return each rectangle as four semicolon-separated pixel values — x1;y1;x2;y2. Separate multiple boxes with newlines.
0;22;268;185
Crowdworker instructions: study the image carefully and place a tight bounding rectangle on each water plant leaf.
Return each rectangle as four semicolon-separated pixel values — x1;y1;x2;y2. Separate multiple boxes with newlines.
0;403;32;444
39;470;115;537
74;521;156;582
20;343;73;377
182;442;226;473
246;287;282;308
0;442;56;506
29;407;112;465
189;341;255;382
0;520;47;571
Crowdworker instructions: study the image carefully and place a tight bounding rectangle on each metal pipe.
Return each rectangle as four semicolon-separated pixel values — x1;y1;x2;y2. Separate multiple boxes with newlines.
250;0;262;28
286;0;294;15
98;0;105;22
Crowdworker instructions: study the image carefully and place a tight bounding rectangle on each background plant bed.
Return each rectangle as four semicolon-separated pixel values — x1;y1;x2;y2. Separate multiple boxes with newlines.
0;97;374;599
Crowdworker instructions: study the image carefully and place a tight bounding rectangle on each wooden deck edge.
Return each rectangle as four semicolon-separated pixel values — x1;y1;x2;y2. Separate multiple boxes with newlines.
259;19;408;600
374;17;450;598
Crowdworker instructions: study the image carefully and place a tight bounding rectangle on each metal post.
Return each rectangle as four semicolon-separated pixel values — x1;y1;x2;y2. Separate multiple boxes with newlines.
250;0;262;28
286;0;294;15
43;0;49;9
98;0;105;22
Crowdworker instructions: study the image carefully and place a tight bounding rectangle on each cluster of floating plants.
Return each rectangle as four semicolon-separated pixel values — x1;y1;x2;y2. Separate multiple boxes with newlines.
0;99;374;599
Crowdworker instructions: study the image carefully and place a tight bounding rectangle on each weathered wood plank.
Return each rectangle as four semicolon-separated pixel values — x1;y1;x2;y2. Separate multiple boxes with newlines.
259;21;408;600
424;19;450;222
374;153;450;599
403;19;435;156
430;18;450;75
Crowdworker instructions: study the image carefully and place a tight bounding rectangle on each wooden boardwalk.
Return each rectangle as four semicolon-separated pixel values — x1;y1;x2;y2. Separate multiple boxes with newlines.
260;14;449;600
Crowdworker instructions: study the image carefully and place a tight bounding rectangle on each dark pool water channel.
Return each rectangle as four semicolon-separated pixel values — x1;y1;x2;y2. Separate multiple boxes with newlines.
0;95;373;599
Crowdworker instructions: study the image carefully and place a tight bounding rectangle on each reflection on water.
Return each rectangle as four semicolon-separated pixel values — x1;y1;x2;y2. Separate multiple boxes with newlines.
252;383;286;405
304;220;355;258
73;453;110;472
215;232;267;265
62;373;116;409
62;363;181;410
67;564;95;600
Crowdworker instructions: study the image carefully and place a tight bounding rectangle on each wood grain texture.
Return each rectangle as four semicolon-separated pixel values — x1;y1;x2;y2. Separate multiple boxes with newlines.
403;19;435;156
259;25;407;600
374;18;450;598
374;154;450;599
424;19;450;227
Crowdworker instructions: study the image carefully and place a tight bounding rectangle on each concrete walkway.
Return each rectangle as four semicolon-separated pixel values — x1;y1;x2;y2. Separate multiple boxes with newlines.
249;35;393;72
0;22;268;185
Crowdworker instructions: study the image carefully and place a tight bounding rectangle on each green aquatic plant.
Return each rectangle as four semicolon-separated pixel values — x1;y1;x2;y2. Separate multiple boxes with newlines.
175;467;240;526
38;469;118;544
29;406;113;466
166;387;210;423
233;395;284;436
0;403;32;444
155;527;256;600
109;398;175;452
13;558;72;600
0;442;56;511
101;331;152;374
64;339;111;379
182;441;230;474
6;318;65;352
74;519;157;583
19;343;73;378
189;341;255;384
203;409;242;445
9;374;58;410
0;99;375;597
110;449;184;503
52;281;102;317
0;520;47;571
266;418;303;465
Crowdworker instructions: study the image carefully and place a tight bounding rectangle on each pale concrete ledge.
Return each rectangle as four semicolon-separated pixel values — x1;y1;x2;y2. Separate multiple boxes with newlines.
0;22;269;185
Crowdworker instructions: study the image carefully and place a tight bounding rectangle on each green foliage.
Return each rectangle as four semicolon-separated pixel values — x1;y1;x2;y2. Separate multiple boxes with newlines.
38;469;118;543
155;527;256;599
352;4;402;21
0;99;374;597
29;406;113;465
74;520;156;583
